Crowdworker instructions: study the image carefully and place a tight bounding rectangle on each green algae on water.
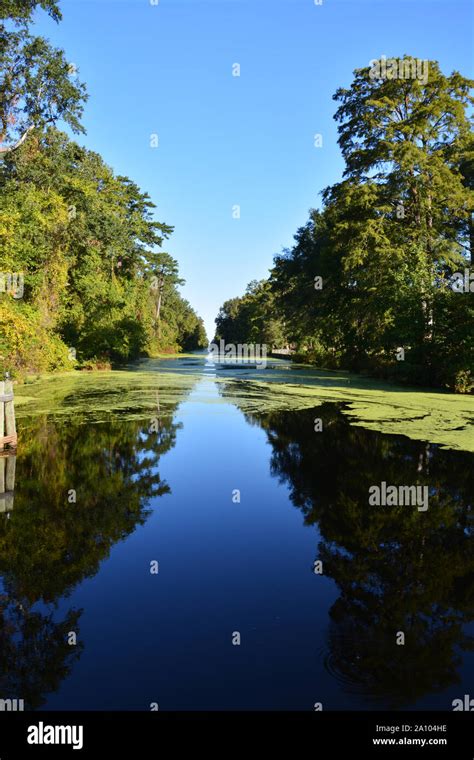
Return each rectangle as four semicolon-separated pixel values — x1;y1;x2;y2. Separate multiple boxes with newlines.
13;357;474;452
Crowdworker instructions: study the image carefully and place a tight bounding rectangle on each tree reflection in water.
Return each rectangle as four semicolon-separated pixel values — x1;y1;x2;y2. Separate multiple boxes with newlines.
0;391;187;709
243;402;474;708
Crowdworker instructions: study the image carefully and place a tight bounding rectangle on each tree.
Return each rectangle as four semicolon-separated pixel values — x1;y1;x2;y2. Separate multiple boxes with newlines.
144;252;183;337
214;280;286;349
217;57;474;390
0;1;61;23
0;128;204;374
0;0;207;374
329;57;474;383
0;0;86;155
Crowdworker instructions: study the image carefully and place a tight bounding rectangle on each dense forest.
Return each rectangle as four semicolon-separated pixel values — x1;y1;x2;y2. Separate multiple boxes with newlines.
0;0;207;379
215;57;474;392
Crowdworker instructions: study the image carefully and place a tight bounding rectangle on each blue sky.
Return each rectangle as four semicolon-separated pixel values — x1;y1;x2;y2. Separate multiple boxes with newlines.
34;0;473;338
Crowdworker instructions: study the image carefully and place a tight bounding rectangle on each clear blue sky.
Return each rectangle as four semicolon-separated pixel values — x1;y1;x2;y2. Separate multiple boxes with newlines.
34;0;473;338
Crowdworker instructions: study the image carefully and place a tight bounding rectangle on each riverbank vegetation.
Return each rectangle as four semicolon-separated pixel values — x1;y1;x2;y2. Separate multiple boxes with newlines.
0;0;207;380
215;57;474;393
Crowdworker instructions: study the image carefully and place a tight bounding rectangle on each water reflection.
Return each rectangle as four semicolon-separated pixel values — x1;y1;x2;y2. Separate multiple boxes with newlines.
0;383;191;709
0;453;15;514
1;374;473;710
245;403;474;708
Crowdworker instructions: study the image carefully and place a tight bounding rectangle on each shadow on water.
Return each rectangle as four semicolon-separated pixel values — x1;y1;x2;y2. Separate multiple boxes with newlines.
241;401;474;708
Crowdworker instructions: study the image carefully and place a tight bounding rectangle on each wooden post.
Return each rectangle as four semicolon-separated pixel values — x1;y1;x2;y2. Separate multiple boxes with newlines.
6;454;15;492
0;378;16;512
0;381;4;452
4;380;16;445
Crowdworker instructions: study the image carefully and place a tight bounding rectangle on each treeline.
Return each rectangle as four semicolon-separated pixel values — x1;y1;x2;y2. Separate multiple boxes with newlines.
0;0;206;378
215;57;474;392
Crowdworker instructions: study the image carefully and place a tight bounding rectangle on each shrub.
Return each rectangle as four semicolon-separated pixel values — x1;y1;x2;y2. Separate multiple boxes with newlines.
0;299;72;379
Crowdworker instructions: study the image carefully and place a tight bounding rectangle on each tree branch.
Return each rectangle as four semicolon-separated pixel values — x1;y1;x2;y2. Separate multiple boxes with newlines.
0;124;34;156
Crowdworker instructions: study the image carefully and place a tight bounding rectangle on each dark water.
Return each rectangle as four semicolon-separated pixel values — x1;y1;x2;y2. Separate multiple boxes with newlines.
1;373;473;711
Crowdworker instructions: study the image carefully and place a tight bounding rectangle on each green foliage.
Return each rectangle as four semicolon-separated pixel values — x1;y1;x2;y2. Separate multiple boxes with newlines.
215;57;474;391
0;298;71;375
0;128;206;375
0;1;61;23
214;279;286;349
0;12;86;154
0;1;206;376
454;370;474;394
